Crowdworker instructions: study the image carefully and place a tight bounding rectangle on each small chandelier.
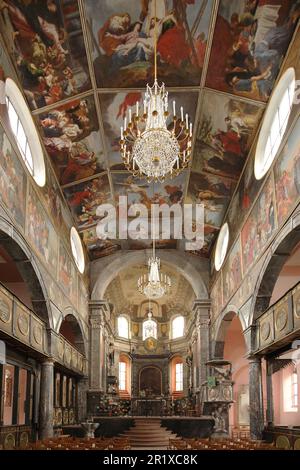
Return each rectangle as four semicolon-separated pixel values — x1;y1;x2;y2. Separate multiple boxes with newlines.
119;2;192;182
138;242;171;300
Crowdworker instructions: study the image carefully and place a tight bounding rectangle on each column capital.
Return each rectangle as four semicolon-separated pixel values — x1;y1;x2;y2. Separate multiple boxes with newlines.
192;299;211;310
41;357;55;365
243;324;259;357
89;300;110;315
248;354;262;364
89;300;111;329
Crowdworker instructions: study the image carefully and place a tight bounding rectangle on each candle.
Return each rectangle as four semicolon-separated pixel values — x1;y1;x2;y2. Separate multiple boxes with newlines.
186;113;188;129
121;126;123;139
124;117;127;129
173;101;176;116
190;122;192;137
129;108;132;122
180;106;183;121
136;101;139;116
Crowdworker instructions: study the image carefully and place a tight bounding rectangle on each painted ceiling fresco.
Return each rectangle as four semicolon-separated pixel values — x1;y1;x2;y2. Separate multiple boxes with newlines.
0;0;299;260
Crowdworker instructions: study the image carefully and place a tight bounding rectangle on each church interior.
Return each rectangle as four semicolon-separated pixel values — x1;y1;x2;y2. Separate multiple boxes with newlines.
1;0;300;453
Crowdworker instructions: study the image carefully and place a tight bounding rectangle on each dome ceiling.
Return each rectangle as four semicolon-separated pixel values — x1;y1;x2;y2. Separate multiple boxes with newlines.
104;263;195;314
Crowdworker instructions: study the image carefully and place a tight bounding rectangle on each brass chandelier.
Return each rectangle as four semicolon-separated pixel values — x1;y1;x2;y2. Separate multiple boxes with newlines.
119;1;193;182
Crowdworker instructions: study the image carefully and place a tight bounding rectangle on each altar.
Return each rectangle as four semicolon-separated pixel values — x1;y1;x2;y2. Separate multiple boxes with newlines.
131;397;170;416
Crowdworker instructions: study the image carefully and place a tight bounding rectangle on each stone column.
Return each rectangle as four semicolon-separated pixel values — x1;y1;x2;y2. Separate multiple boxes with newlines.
266;359;274;426
89;301;110;391
39;358;54;440
249;355;264;439
77;376;89;422
192;300;210;389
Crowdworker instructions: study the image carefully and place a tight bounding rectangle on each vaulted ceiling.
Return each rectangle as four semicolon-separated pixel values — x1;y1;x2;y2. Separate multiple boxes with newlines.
104;264;195;315
0;0;299;260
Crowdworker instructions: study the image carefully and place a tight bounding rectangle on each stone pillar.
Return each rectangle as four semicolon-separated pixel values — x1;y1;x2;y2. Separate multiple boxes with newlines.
89;301;110;391
77;376;89;422
249;355;264;439
192;300;210;389
266;359;274;426
39;358;54;440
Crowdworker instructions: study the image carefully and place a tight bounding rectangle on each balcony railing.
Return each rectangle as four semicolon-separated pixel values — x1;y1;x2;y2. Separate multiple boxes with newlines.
255;281;300;352
0;282;87;375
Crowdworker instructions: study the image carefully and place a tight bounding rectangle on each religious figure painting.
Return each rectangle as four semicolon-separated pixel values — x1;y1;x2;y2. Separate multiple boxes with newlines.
0;0;90;110
0;124;26;228
82;227;121;260
274;116;300;226
26;184;58;274
78;281;89;318
112;171;187;208
40;160;74;241
127;238;177;250
279;25;300;124
100;90;198;170
227;151;264;243
84;0;213;88
58;240;77;307
211;274;223;323
186;171;235;229
40;267;65;314
0;50;18;121
206;0;300;101
222;237;242;304
193;91;263;179
63;174;111;229
241;176;277;271
185;225;219;257
38;96;106;186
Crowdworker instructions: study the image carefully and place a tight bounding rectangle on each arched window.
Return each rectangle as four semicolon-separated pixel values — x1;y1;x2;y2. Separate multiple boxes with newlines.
175;363;183;392
283;366;298;412
70;227;85;273
215;223;229;271
119;361;126;391
118;316;129;339
172;316;185;339
142;318;157;340
255;67;295;180
170;356;184;395
5;78;46;187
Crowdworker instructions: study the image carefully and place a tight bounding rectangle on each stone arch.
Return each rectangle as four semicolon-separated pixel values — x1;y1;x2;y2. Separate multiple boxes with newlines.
249;209;300;327
58;309;87;356
211;305;246;359
0;216;53;328
91;250;208;300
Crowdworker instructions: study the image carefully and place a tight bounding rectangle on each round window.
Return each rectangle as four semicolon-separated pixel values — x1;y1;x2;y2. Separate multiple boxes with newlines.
70;227;85;274
5;78;46;187
255;67;295;181
214;223;229;271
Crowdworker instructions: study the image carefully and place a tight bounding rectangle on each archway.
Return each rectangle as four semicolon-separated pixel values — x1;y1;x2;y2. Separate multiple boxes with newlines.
223;316;249;433
250;210;300;324
91;250;209;300
59;313;85;355
0;222;51;327
213;311;251;435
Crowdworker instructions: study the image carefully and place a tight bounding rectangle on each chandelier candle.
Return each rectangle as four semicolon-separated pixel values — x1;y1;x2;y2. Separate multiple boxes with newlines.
119;0;193;182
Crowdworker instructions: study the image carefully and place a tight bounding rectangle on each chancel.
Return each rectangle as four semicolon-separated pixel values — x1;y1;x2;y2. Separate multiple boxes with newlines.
0;0;300;453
